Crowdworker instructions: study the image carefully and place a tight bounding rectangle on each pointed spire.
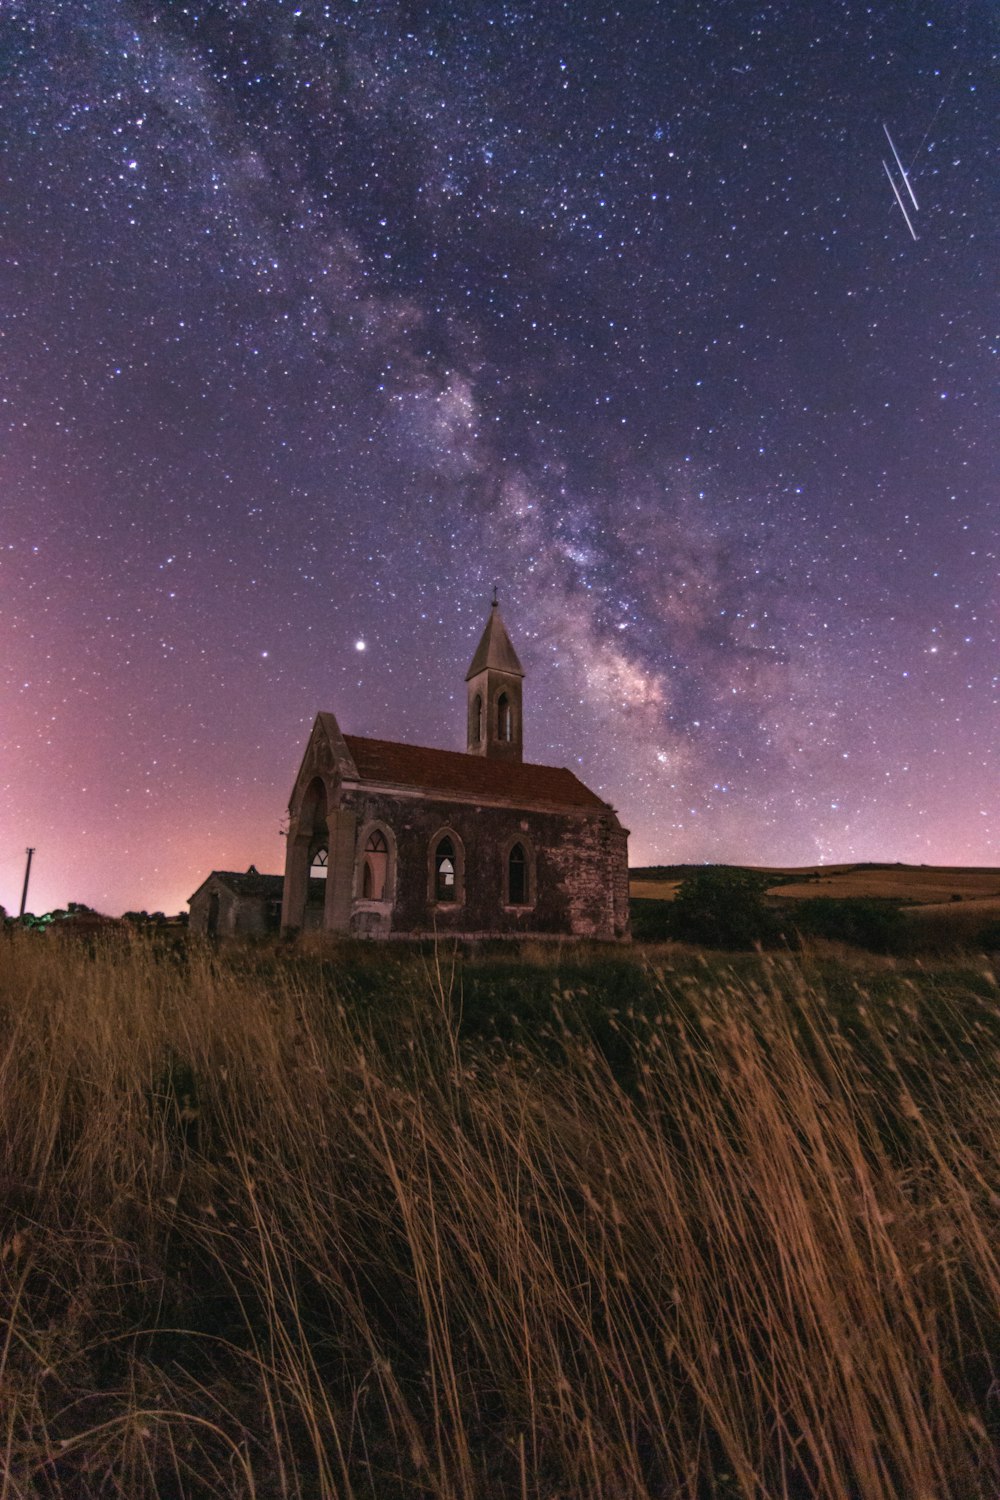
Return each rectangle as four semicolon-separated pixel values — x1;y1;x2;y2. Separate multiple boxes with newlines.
465;596;525;681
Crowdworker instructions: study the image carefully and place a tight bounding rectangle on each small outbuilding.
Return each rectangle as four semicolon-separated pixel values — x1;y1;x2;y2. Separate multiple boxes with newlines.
188;866;284;939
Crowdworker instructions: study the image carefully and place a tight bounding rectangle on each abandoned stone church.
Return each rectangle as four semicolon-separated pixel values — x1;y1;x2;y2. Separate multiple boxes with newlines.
283;599;631;940
191;602;630;940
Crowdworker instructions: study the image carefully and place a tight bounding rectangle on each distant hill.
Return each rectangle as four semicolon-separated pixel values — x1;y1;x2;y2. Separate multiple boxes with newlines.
630;863;1000;910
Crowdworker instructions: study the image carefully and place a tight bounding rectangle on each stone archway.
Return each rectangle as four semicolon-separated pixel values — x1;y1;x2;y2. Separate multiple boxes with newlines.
282;775;328;932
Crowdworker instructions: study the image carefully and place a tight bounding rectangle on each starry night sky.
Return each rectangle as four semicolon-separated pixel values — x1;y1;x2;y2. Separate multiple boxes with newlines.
2;0;997;917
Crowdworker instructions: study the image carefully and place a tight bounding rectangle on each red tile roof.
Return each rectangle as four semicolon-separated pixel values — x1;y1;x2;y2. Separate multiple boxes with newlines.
343;736;608;811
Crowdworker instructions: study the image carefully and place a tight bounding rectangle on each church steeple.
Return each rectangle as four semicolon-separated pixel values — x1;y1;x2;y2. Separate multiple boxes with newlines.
465;595;525;760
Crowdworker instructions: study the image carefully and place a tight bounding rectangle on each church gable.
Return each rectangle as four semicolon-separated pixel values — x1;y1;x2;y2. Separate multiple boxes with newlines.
288;710;359;808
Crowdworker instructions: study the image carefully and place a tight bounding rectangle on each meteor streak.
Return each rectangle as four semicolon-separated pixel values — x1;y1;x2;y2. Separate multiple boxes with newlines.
883;123;919;210
883;159;918;240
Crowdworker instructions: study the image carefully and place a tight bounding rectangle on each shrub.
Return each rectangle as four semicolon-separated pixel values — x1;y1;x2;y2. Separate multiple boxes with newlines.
793;896;909;954
670;866;782;949
977;921;1000;952
628;897;674;942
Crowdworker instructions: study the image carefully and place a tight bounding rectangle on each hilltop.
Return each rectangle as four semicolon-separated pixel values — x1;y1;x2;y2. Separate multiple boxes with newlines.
631;861;1000;913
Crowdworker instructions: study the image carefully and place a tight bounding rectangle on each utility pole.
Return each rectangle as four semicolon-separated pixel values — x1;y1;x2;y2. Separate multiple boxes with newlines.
19;847;34;918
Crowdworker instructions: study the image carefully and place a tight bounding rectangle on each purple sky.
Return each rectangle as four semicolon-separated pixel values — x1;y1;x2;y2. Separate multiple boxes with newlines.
2;0;997;915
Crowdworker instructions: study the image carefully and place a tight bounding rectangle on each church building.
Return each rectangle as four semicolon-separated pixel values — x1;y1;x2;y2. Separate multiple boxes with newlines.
279;600;630;940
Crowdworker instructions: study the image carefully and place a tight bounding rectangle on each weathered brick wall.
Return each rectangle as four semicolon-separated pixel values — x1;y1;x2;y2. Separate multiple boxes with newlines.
544;812;631;940
342;790;629;940
189;882;242;935
233;896;272;935
187;888;213;935
610;824;631;938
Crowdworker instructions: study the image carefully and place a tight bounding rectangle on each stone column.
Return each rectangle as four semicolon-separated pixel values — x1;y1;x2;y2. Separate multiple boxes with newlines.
281;831;311;932
323;807;357;932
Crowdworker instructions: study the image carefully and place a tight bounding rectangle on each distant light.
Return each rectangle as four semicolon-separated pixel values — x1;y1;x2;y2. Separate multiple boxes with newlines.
355;640;366;652
260;651;269;658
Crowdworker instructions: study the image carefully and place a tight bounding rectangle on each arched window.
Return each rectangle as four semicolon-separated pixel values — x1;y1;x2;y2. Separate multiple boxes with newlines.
497;692;511;742
310;847;329;880
508;843;528;905
362;830;388;900
434;836;456;902
470;693;483;744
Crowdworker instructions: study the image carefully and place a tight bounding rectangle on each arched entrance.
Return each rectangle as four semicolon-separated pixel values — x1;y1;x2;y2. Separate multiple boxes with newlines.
282;775;329;932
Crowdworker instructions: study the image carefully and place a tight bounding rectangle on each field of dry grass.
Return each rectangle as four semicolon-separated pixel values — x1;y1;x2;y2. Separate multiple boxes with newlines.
632;862;1000;909
2;931;1000;1497
630;878;684;901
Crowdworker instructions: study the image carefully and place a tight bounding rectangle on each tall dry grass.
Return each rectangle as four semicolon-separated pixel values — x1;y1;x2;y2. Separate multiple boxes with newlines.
1;931;999;1497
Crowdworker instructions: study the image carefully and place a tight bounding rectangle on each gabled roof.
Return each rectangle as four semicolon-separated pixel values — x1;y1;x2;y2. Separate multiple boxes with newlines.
466;602;525;681
287;710;359;808
343;735;607;811
189;869;284;903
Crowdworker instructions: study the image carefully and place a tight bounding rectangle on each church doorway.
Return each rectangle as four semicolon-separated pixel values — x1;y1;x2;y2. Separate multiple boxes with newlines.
291;776;329;931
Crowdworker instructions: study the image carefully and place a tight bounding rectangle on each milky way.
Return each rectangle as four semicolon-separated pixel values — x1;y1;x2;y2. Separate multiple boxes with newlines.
1;0;997;916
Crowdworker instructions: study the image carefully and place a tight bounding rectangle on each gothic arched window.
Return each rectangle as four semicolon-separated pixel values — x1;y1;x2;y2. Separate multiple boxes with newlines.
310;847;329;880
508;843;528;906
470;693;483;745
362;830;389;900
434;836;456;902
497;692;511;741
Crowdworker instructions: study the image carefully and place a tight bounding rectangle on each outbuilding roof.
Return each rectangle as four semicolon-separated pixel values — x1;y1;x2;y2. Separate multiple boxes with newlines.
190;868;284;901
343;735;608;811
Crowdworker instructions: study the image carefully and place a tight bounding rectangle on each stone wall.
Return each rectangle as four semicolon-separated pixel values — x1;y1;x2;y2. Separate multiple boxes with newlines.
341;788;629;940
